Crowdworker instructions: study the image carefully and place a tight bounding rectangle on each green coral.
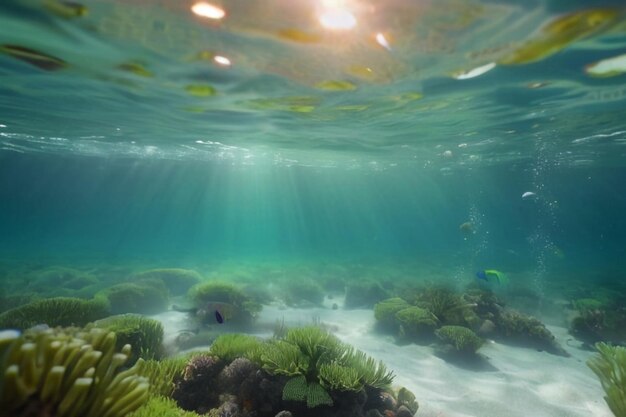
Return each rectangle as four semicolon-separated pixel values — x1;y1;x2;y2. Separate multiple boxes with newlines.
261;326;394;407
128;395;202;417
0;297;109;330
588;343;626;417
341;347;394;389
374;298;411;325
306;381;334;408
281;375;333;408
133;269;202;296
413;287;476;326
258;340;308;376
435;325;484;354
95;282;169;315
0;326;150;417
139;354;193;397
90;314;164;363
319;363;362;391
395;307;438;339
189;282;248;306
210;333;263;363
282;374;308;401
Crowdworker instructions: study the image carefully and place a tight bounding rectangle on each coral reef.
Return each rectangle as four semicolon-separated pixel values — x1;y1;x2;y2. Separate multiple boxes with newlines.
0;326;150;417
376;287;568;357
171;327;413;417
435;326;483;355
133;269;202;296
588;343;626;417
90;314;165;363
0;297;109;330
95;282;169;315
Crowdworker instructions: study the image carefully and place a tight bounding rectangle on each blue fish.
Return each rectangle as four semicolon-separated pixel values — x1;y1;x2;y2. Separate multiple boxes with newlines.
215;310;224;324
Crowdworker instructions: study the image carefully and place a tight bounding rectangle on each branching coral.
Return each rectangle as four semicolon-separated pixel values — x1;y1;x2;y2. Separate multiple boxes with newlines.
588;343;626;417
0;326;150;417
0;297;109;330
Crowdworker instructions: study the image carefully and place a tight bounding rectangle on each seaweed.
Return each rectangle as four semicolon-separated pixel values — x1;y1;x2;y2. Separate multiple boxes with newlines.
588;343;626;417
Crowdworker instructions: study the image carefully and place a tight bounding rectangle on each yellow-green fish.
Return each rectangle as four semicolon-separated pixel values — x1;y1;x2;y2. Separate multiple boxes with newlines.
0;44;66;71
476;269;508;284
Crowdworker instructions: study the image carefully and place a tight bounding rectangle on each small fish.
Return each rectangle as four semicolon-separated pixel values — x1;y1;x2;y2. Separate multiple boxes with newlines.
476;269;508;284
0;44;66;71
215;309;224;324
522;191;536;199
43;0;88;18
459;221;474;234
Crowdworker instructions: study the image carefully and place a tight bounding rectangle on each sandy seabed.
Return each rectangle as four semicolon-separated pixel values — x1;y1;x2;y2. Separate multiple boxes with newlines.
155;301;612;417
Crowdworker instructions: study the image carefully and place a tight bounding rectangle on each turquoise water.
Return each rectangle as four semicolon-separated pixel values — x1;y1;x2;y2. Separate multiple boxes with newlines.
2;1;626;416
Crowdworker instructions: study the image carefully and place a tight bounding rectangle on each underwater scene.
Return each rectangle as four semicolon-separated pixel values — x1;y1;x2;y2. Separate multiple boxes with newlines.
2;0;626;416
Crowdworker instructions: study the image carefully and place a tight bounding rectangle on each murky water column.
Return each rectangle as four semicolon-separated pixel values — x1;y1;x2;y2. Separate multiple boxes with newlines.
453;169;489;286
526;132;561;308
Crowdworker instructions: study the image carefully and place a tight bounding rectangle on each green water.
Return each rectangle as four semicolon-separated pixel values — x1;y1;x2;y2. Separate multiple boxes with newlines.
1;1;626;416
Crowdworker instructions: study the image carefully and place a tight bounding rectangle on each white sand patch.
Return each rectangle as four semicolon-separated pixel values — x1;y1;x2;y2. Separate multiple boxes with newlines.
153;305;612;417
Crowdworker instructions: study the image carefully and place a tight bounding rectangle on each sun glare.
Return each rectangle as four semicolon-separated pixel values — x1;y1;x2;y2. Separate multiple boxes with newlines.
191;2;225;20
